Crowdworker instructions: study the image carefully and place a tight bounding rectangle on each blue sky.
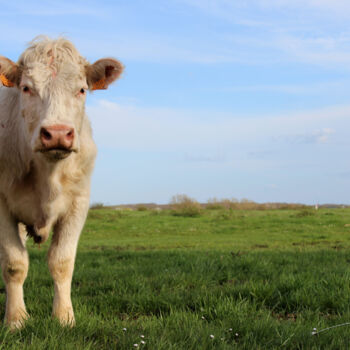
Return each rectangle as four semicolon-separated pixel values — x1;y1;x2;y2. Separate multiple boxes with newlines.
1;0;350;204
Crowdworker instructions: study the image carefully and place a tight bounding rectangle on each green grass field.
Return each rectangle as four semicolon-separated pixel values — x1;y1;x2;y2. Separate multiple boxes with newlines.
2;208;350;349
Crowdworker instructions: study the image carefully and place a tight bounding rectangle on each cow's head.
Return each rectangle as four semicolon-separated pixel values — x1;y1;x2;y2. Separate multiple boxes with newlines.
0;37;123;161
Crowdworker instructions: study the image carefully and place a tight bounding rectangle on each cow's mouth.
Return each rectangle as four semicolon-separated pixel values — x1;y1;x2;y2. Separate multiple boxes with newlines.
37;148;74;161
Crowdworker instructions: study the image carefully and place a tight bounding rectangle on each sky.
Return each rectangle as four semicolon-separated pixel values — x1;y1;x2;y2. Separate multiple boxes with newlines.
1;0;350;205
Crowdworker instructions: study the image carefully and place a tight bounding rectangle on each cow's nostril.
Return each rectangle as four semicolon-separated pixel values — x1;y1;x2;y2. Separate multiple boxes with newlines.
66;130;74;140
41;128;52;140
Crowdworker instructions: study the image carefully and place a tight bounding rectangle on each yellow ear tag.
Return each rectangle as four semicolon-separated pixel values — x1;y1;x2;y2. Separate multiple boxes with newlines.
0;74;14;87
91;78;106;91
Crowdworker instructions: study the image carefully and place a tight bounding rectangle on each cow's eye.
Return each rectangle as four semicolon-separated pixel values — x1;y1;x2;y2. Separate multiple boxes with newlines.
79;88;86;95
22;86;30;93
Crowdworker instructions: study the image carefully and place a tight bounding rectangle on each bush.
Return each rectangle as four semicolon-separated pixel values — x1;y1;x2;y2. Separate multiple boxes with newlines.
206;198;225;210
206;198;311;211
206;198;239;210
221;198;239;209
90;202;104;209
136;205;148;211
294;209;315;218
238;198;261;210
170;194;202;217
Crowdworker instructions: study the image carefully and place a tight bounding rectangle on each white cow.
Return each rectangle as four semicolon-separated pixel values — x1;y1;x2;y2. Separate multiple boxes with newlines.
0;37;123;329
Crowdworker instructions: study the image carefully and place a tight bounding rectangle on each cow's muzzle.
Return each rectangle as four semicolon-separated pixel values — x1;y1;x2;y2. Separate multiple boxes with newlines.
36;124;76;160
40;125;74;149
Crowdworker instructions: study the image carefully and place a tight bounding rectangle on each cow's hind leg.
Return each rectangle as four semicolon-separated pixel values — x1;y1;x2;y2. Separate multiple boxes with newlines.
0;199;29;330
47;197;89;326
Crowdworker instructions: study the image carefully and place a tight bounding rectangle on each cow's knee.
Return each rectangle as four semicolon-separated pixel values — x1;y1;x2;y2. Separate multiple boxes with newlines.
2;258;28;284
48;256;73;283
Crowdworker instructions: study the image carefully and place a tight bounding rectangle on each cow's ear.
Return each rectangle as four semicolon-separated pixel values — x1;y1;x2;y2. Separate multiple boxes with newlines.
0;56;19;88
86;58;124;91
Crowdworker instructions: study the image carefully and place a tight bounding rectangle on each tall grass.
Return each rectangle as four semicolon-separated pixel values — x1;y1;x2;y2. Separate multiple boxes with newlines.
170;194;202;217
206;198;310;210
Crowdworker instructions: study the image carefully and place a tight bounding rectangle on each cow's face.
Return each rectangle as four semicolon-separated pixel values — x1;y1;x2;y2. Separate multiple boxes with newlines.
0;39;123;162
18;62;88;161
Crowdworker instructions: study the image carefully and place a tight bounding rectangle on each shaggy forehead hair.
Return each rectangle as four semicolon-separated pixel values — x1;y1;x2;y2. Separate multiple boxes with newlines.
16;37;89;97
18;36;88;70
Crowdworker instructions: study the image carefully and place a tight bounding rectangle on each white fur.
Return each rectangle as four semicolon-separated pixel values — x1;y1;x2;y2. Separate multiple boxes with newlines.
0;37;104;329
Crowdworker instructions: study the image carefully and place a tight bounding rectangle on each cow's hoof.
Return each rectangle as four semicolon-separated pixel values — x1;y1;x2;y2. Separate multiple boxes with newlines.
53;308;75;327
5;312;29;331
60;317;75;328
7;319;25;331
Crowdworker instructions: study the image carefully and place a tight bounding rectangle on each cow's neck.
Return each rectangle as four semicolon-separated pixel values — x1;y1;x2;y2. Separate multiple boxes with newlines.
22;156;70;232
33;156;68;201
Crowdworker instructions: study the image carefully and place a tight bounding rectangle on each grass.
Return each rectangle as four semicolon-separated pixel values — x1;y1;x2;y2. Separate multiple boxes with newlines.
2;208;350;348
82;208;350;251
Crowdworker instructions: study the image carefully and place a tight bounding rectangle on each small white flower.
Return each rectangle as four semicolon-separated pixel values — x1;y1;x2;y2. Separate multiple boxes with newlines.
313;328;317;331
133;344;139;348
122;327;127;332
201;316;205;320
210;334;214;339
235;333;239;337
311;331;317;336
140;335;145;338
221;337;224;341
141;340;146;345
228;328;232;332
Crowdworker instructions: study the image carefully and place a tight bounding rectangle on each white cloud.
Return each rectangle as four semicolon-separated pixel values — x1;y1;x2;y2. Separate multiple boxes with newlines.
184;152;226;163
258;0;350;15
0;0;105;16
87;100;348;153
273;34;350;66
285;128;336;145
178;0;350;68
221;80;350;95
180;0;350;19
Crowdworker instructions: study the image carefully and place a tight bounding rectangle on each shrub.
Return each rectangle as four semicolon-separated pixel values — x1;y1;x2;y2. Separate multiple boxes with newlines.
90;202;104;210
206;198;225;210
221;198;239;209
136;205;148;211
170;194;202;217
238;198;261;210
294;209;315;218
206;198;239;210
206;199;311;211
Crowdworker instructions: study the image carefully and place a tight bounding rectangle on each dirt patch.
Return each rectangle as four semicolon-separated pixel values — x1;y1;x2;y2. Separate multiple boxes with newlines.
251;244;269;249
272;312;297;322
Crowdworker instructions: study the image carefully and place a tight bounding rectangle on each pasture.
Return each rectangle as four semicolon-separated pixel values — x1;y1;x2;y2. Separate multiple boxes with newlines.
1;207;350;349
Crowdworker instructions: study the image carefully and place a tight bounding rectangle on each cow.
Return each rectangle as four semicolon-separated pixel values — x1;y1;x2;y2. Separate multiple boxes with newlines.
0;37;123;329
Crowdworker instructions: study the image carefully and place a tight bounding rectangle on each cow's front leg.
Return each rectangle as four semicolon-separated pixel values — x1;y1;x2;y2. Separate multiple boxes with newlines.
47;197;89;326
0;199;29;330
